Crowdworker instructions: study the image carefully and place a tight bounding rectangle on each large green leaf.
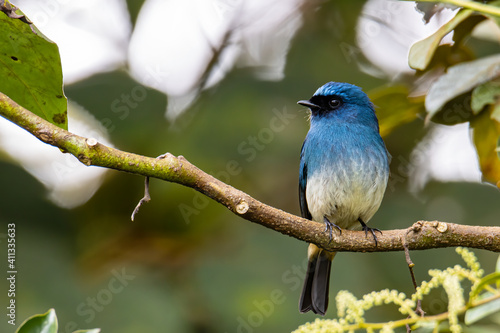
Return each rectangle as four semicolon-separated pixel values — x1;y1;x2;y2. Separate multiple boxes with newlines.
465;292;500;325
426;54;500;119
409;9;473;71
368;85;423;137
470;106;500;188
0;4;67;129
16;309;58;333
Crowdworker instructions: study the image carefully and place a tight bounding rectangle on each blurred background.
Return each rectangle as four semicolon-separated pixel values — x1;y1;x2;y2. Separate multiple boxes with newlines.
1;0;500;332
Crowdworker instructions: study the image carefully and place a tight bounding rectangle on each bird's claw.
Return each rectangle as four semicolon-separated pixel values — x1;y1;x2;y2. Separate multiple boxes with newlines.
358;218;382;246
324;216;342;243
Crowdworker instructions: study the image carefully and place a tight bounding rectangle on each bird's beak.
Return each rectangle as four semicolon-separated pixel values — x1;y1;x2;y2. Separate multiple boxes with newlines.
297;100;319;109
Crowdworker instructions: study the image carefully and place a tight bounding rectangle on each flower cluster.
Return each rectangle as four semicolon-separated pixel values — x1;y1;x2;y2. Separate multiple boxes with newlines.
293;247;491;333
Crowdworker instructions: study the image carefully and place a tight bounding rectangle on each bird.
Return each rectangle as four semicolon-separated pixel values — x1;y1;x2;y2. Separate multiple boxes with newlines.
297;82;390;315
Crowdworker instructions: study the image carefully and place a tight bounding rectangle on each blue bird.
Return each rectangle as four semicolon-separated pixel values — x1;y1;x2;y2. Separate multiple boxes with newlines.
297;82;390;315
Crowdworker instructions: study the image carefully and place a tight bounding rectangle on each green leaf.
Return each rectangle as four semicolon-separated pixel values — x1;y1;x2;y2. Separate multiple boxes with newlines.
492;103;500;123
470;106;500;188
16;308;58;333
73;330;101;333
496;254;500;288
463;325;500;333
421;44;475;71
411;320;439;332
0;6;67;129
453;15;486;45
409;9;473;71
426;54;500;118
483;0;500;26
368;85;423;137
471;82;500;114
470;272;500;301
465;292;500;325
427;91;474;125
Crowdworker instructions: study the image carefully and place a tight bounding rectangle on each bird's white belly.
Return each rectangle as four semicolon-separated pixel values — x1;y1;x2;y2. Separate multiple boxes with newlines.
305;168;386;230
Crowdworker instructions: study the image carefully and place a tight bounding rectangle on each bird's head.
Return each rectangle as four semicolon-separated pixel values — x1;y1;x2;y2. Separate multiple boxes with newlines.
298;82;378;129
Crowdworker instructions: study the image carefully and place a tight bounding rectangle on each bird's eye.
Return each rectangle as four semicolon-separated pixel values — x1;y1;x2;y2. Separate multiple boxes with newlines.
329;98;341;109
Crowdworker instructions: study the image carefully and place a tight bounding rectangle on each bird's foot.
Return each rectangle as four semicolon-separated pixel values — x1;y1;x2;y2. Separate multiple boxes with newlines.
324;216;342;243
358;218;382;246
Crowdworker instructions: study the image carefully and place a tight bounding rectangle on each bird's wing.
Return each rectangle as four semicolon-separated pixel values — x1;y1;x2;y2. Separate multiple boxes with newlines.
299;141;312;220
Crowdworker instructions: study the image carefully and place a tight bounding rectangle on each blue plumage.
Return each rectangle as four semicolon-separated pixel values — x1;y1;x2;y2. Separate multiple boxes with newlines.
297;82;390;315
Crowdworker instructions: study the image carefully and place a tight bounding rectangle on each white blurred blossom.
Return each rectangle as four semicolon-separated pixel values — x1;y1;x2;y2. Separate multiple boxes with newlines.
128;0;305;120
14;0;131;83
0;102;111;208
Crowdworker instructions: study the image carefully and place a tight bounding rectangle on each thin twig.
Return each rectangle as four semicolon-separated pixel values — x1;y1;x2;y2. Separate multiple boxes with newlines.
131;176;151;221
402;230;426;333
131;153;173;221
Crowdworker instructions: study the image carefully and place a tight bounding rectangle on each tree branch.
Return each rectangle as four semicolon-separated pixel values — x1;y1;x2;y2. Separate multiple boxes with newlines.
1;92;499;252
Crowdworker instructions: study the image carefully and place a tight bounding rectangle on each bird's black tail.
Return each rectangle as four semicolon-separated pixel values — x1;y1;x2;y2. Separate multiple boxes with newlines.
299;244;335;315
